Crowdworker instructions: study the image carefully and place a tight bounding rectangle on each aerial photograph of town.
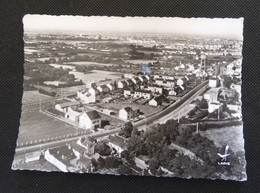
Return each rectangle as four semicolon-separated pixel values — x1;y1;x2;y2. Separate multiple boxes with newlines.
12;15;246;181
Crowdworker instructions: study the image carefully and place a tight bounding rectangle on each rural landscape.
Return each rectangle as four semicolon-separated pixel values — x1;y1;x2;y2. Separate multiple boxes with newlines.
12;16;246;181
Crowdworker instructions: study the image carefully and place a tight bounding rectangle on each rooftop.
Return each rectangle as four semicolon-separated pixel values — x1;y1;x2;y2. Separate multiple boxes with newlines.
85;110;101;120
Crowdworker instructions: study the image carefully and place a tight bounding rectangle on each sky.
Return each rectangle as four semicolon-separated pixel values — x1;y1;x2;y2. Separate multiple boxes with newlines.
23;15;244;39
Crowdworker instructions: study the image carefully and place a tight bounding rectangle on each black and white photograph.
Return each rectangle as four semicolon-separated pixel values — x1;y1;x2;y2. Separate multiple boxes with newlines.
12;15;246;181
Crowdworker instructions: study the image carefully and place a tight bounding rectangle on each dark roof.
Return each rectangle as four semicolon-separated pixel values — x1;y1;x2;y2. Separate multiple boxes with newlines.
86;110;101;120
48;145;76;166
135;89;151;94
100;85;109;90
77;157;92;166
123;107;133;112
127;79;135;85
153;95;164;103
79;137;94;148
70;141;86;154
109;135;128;150
124;87;132;91
148;84;163;88
134;77;141;82
155;78;164;81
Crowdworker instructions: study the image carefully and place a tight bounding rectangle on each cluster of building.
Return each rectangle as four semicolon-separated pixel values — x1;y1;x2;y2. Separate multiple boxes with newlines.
55;101;102;130
25;133;130;173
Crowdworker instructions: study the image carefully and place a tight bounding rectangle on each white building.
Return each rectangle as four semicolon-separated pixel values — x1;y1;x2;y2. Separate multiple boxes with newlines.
65;107;81;122
209;78;220;88
149;95;164;107
44;145;77;172
55;101;81;113
147;84;163;94
107;135;127;156
79;110;101;129
118;80;127;89
204;88;221;103
97;85;110;94
106;83;115;91
124;88;132;97
88;87;100;96
77;90;96;104
119;107;139;121
208;102;223;113
134;89;152;99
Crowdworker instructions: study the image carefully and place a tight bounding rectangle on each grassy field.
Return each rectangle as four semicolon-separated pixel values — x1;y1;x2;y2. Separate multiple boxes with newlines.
200;125;245;153
17;111;83;145
22;91;52;103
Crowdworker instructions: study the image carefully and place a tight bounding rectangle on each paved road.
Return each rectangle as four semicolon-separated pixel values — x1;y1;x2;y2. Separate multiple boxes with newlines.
133;81;209;128
14;128;121;156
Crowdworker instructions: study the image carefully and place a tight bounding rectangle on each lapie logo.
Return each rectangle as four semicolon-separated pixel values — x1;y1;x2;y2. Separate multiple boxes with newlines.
217;145;231;165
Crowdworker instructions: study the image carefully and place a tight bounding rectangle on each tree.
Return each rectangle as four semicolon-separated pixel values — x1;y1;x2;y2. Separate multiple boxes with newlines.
197;98;208;109
223;76;232;89
118;165;132;175
94;142;112;156
119;122;134;138
149;158;160;170
105;156;121;169
98;157;105;169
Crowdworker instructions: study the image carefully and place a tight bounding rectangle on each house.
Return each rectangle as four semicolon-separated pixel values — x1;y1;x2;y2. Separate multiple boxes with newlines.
165;79;175;87
77;137;95;155
55;101;81;113
69;141;87;158
76;157;93;172
97;85;110;94
204;88;221;103
209;78;220;88
149;95;164;107
126;79;135;87
123;87;133;97
118;80;128;89
65;107;81;122
77;90;96;104
176;77;187;86
208;102;223;113
44;145;77;172
25;152;41;163
106;83;115;91
79;110;101;129
155;78;164;86
132;77;141;85
119;107;139;121
134;89;152;99
88;87;100;96
147;84;163;94
108;135;127;156
145;74;150;80
102;97;113;103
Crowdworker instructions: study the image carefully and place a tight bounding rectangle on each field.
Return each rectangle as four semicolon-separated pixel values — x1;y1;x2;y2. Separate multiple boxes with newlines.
200;125;245;153
22;91;53;104
69;70;122;87
124;59;157;64
68;61;114;66
17;111;83;145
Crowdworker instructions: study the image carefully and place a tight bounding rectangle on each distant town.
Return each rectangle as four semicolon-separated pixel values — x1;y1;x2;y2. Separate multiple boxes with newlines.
13;30;246;181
